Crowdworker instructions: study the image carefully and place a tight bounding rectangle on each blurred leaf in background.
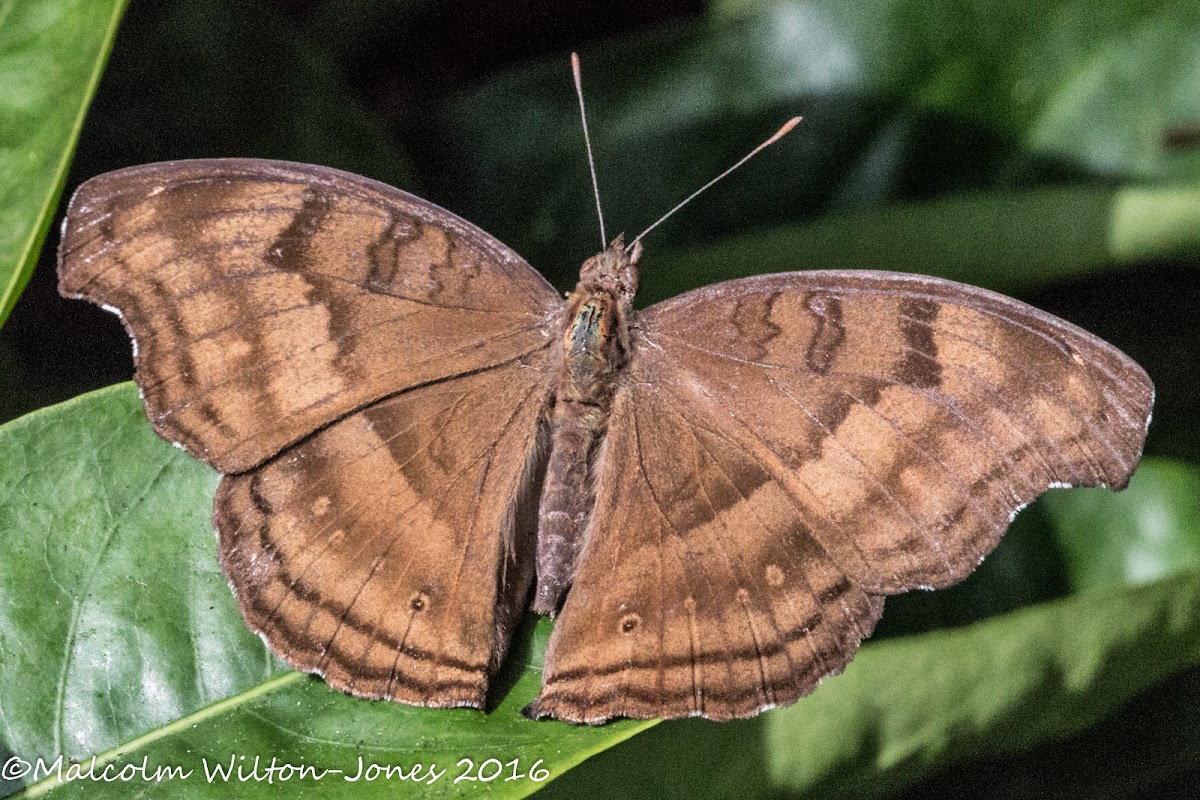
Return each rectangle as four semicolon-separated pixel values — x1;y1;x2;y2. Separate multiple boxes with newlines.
1;0;1198;797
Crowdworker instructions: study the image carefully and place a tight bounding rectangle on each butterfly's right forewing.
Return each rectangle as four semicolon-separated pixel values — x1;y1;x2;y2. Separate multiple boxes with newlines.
633;270;1153;594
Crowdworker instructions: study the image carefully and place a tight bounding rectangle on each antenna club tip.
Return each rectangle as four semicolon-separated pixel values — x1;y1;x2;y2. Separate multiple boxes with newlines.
767;117;803;144
571;52;581;68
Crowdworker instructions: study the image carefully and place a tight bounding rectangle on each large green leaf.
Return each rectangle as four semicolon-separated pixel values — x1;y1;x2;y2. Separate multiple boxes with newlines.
0;0;128;329
0;385;652;798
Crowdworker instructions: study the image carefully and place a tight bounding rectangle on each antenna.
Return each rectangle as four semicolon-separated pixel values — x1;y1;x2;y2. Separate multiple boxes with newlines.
627;116;802;252
572;52;606;249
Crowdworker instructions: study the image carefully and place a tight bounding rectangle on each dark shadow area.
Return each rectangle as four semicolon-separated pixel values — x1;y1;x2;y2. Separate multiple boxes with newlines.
873;499;1072;638
1025;261;1200;467
486;612;544;713
875;664;1200;800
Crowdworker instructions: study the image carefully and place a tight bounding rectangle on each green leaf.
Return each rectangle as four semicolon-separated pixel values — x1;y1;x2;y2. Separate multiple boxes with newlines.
1042;458;1200;591
1109;187;1200;264
762;570;1200;799
0;0;129;329
711;0;1200;180
0;385;652;798
889;665;1200;798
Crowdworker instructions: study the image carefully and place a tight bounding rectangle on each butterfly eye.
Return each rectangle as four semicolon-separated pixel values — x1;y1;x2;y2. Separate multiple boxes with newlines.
619;614;641;634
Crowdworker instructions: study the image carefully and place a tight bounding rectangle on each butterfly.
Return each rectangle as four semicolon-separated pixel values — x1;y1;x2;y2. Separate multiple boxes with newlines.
56;153;1152;724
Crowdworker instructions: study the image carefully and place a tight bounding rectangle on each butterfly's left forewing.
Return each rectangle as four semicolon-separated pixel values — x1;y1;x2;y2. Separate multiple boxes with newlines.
533;270;1152;723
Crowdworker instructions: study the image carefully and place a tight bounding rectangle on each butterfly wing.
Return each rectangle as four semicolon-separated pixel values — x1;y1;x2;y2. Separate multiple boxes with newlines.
528;382;886;722
58;159;563;707
58;159;561;473
216;356;551;708
531;270;1152;722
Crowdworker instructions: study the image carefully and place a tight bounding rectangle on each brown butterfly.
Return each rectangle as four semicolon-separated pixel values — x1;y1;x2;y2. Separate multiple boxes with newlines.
57;140;1152;724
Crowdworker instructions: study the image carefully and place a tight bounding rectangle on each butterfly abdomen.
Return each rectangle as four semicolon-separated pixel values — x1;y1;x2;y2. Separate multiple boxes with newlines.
533;408;597;615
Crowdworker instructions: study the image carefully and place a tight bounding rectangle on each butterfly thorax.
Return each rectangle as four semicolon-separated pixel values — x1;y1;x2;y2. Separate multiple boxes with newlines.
563;235;639;396
532;239;641;616
559;291;625;408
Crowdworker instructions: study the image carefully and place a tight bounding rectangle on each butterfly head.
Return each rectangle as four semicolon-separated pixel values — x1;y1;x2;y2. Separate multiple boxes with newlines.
577;235;640;303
